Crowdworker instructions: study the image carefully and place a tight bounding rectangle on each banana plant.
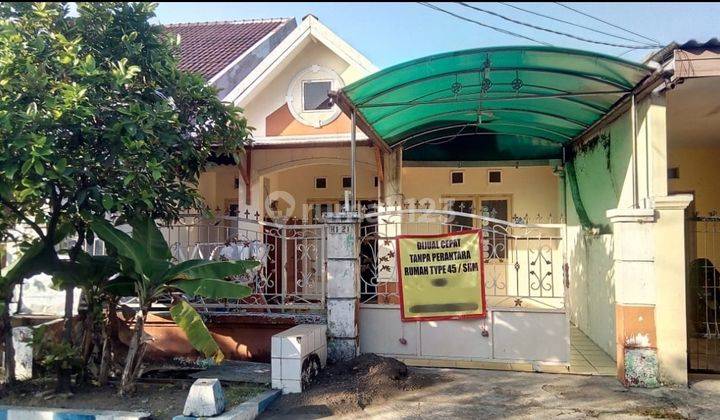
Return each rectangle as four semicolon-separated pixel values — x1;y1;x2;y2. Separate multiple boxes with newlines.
90;217;259;394
51;250;124;386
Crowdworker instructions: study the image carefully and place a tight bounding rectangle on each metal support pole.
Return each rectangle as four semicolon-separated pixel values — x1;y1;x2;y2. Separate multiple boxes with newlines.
350;110;357;212
630;94;638;208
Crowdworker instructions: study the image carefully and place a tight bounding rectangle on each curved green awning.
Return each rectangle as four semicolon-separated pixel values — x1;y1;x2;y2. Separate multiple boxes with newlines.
335;46;651;161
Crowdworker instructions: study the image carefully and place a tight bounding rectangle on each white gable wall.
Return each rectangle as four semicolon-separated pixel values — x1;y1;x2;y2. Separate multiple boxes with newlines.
240;38;358;136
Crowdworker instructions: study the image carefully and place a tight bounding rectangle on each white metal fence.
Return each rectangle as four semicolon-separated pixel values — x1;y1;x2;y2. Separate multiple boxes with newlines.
359;209;566;310
161;215;326;312
83;214;327;314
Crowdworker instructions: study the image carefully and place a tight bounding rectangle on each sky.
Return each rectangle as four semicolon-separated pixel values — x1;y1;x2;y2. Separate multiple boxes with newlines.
150;2;720;68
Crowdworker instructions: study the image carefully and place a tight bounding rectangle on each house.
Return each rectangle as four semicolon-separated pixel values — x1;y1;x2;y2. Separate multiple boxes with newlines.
135;19;720;387
10;9;720;388
170;16;720;384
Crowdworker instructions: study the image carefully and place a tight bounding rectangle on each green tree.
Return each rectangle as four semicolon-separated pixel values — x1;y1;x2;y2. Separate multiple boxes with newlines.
90;217;258;394
0;2;251;388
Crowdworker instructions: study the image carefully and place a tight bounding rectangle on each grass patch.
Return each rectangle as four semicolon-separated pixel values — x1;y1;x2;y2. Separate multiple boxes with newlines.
224;383;268;407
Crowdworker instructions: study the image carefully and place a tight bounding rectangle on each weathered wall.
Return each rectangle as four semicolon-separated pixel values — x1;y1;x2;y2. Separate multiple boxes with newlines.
566;107;634;358
571;111;634;229
565;204;616;358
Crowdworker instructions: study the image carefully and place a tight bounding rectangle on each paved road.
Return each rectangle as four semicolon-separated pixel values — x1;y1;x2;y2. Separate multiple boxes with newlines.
288;368;720;419
358;368;720;419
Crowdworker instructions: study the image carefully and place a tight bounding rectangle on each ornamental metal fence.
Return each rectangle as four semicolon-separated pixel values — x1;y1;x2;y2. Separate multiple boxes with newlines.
83;214;327;314
358;208;566;310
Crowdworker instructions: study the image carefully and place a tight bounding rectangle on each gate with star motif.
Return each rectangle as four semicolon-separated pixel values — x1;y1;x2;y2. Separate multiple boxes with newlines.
357;208;570;366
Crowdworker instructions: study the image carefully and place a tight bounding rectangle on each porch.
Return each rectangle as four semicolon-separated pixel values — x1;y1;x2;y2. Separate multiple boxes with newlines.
666;74;720;373
165;46;653;374
142;205;618;372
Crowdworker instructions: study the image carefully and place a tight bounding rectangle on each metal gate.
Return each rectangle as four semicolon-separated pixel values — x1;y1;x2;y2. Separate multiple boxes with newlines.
358;208;569;364
687;213;720;372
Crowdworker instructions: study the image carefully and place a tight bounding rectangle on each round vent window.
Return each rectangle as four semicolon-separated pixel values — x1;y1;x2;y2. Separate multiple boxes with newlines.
286;65;344;128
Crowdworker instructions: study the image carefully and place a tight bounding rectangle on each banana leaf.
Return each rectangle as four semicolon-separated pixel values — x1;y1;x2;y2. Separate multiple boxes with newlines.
130;217;172;261
170;300;224;363
104;276;137;297
171;278;251;299
90;219;151;278
163;259;259;281
1;222;72;287
52;252;121;289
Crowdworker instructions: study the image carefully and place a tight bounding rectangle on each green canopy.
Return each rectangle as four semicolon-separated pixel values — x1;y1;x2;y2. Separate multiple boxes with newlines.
335;46;651;161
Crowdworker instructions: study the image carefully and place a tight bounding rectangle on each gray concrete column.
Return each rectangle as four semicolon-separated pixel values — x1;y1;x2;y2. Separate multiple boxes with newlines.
323;211;361;362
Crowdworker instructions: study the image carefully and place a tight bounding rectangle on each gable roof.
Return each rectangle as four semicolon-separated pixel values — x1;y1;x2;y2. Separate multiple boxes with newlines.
223;15;378;105
165;18;293;80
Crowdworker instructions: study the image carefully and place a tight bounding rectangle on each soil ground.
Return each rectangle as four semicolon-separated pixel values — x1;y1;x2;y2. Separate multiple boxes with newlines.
261;354;441;418
262;355;720;419
0;377;266;419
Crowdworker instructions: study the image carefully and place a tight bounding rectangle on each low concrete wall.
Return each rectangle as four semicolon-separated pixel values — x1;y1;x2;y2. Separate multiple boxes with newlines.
118;313;324;363
359;306;569;364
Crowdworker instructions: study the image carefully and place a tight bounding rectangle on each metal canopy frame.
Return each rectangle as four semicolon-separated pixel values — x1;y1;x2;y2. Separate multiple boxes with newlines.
333;46;653;162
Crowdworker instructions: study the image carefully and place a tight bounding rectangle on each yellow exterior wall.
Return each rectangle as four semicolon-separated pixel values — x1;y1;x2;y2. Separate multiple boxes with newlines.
402;166;560;221
197;165;239;213
654;196;693;385
265;163;377;220
565;98;635;358
668;147;720;215
198;162;561;224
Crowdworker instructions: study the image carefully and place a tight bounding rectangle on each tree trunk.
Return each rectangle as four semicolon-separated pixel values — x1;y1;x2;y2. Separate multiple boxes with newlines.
98;300;116;386
107;301;121;368
78;304;95;385
63;287;74;342
98;327;111;386
119;308;147;395
55;285;75;394
1;293;15;386
55;366;73;394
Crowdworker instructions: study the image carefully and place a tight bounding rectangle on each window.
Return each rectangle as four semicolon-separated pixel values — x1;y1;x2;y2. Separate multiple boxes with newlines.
287;66;344;128
447;199;474;232
303;81;333;111
488;170;502;184
374;177;379;187
342;176;352;189
480;199;509;260
308;202;335;223
450;171;464;184
668;167;680;179
315;177;327;189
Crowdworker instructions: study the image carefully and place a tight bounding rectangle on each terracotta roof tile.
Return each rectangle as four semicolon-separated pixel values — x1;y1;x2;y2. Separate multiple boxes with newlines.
165;19;290;79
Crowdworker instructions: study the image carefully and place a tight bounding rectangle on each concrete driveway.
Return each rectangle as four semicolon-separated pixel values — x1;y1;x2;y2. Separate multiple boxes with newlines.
349;368;720;419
